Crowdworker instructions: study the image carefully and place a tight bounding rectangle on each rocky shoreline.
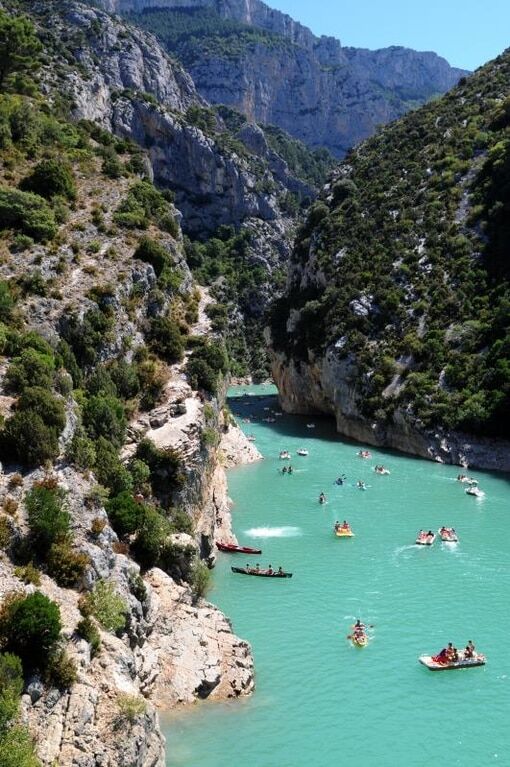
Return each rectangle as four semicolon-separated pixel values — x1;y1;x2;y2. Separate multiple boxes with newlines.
270;352;510;473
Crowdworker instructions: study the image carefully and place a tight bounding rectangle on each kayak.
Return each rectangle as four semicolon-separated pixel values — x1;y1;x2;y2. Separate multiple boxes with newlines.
216;542;262;555
416;534;436;546
351;633;368;648
466;486;485;497
297;449;309;456
335;528;354;537
231;566;292;578
419;654;486;671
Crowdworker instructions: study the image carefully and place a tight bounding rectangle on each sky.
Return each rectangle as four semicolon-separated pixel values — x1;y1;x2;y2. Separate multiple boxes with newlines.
267;0;510;71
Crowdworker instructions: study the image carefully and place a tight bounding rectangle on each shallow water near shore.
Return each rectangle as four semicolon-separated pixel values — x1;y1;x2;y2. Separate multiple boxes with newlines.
163;385;510;767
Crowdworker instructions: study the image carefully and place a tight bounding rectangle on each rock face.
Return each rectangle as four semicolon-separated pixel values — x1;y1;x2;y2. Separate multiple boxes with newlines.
38;1;308;243
266;52;510;473
105;0;468;156
270;349;510;473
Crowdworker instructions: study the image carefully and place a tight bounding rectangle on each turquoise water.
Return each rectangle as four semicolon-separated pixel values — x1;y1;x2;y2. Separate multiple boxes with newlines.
164;385;510;767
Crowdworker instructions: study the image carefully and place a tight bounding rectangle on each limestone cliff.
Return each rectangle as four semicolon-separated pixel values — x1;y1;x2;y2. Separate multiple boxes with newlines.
108;0;468;156
267;51;510;472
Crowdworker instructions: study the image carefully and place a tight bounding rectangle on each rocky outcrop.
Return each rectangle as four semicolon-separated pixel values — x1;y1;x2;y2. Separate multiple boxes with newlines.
34;1;305;245
270;348;510;473
106;0;468;156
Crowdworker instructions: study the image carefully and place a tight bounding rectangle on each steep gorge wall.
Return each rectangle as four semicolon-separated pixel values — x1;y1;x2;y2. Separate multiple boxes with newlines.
100;0;467;156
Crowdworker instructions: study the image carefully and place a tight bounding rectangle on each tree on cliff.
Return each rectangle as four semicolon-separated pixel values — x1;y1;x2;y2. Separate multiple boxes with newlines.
0;11;42;91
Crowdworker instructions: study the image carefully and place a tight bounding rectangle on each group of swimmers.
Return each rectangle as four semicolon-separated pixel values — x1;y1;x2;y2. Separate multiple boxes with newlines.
433;640;476;664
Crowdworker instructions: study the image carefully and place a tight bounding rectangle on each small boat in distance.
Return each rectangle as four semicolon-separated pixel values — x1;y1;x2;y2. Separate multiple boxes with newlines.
374;465;390;475
439;527;458;543
231;566;292;578
419;653;486;671
416;530;436;546
279;450;291;460
358;450;372;459
466;486;485;498
216;542;262;555
335;521;354;537
307;423;316;429
297;448;309;456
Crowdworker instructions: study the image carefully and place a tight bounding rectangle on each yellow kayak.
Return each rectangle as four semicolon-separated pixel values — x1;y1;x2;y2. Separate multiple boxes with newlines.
351;633;368;647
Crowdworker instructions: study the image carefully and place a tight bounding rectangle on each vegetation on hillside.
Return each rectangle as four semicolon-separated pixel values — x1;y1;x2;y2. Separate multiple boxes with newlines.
124;7;292;64
271;55;510;438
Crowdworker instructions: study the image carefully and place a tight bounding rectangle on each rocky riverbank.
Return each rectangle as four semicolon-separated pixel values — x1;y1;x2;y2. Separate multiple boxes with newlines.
271;351;510;473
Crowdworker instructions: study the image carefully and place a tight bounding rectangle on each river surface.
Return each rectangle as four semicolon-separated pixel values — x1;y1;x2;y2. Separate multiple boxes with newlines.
163;385;510;767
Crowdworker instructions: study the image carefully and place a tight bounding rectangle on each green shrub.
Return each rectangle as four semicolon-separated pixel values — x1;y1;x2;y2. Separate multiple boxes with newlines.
94;437;133;495
47;541;89;588
109;360;140;399
46;647;77;690
116;693;146;725
0;282;14;324
17;387;66;432
101;149;123;179
147;316;184;363
114;181;173;230
0;186;57;241
134;236;169;276
132;507;170;570
13;563;41;586
135;439;183;495
128;459;151;495
0;517;12;549
85;366;117;397
0;592;62;668
190;560;211;602
0;652;23;732
5;348;55;392
106;491;144;538
20;159;76;201
0;724;41;767
81;580;127;634
83;394;127;447
25;484;69;554
66;430;96;470
76;616;101;657
186;357;217;393
0;11;42;90
0;411;60;467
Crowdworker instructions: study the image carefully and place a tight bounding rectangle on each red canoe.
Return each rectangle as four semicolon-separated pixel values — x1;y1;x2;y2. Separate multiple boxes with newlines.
216;542;262;555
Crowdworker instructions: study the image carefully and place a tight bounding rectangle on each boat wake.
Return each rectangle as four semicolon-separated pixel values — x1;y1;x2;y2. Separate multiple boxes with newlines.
245;526;302;539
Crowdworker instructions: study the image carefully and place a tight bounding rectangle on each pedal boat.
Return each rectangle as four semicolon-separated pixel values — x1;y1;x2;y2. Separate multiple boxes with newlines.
419;654;486;671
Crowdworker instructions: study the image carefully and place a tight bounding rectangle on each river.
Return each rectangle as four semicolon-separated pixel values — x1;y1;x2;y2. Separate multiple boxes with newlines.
163;385;510;767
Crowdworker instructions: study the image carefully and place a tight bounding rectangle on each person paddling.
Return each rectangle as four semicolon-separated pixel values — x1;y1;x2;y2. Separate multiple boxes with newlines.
319;492;327;504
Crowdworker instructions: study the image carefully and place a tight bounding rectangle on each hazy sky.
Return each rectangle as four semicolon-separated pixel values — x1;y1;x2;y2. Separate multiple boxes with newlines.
267;0;510;71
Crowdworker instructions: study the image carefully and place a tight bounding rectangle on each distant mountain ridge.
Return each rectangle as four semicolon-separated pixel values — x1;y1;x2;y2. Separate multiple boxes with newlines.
97;0;468;156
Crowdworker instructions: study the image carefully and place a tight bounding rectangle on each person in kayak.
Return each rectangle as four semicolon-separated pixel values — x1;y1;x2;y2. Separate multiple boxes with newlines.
277;566;284;575
267;564;273;575
282;466;287;474
288;466;293;474
319;492;327;504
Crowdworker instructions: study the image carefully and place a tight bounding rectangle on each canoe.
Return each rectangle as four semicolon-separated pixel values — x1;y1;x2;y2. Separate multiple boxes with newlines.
335;528;354;537
419;654;486;671
416;534;436;546
231;566;292;578
216;542;262;555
